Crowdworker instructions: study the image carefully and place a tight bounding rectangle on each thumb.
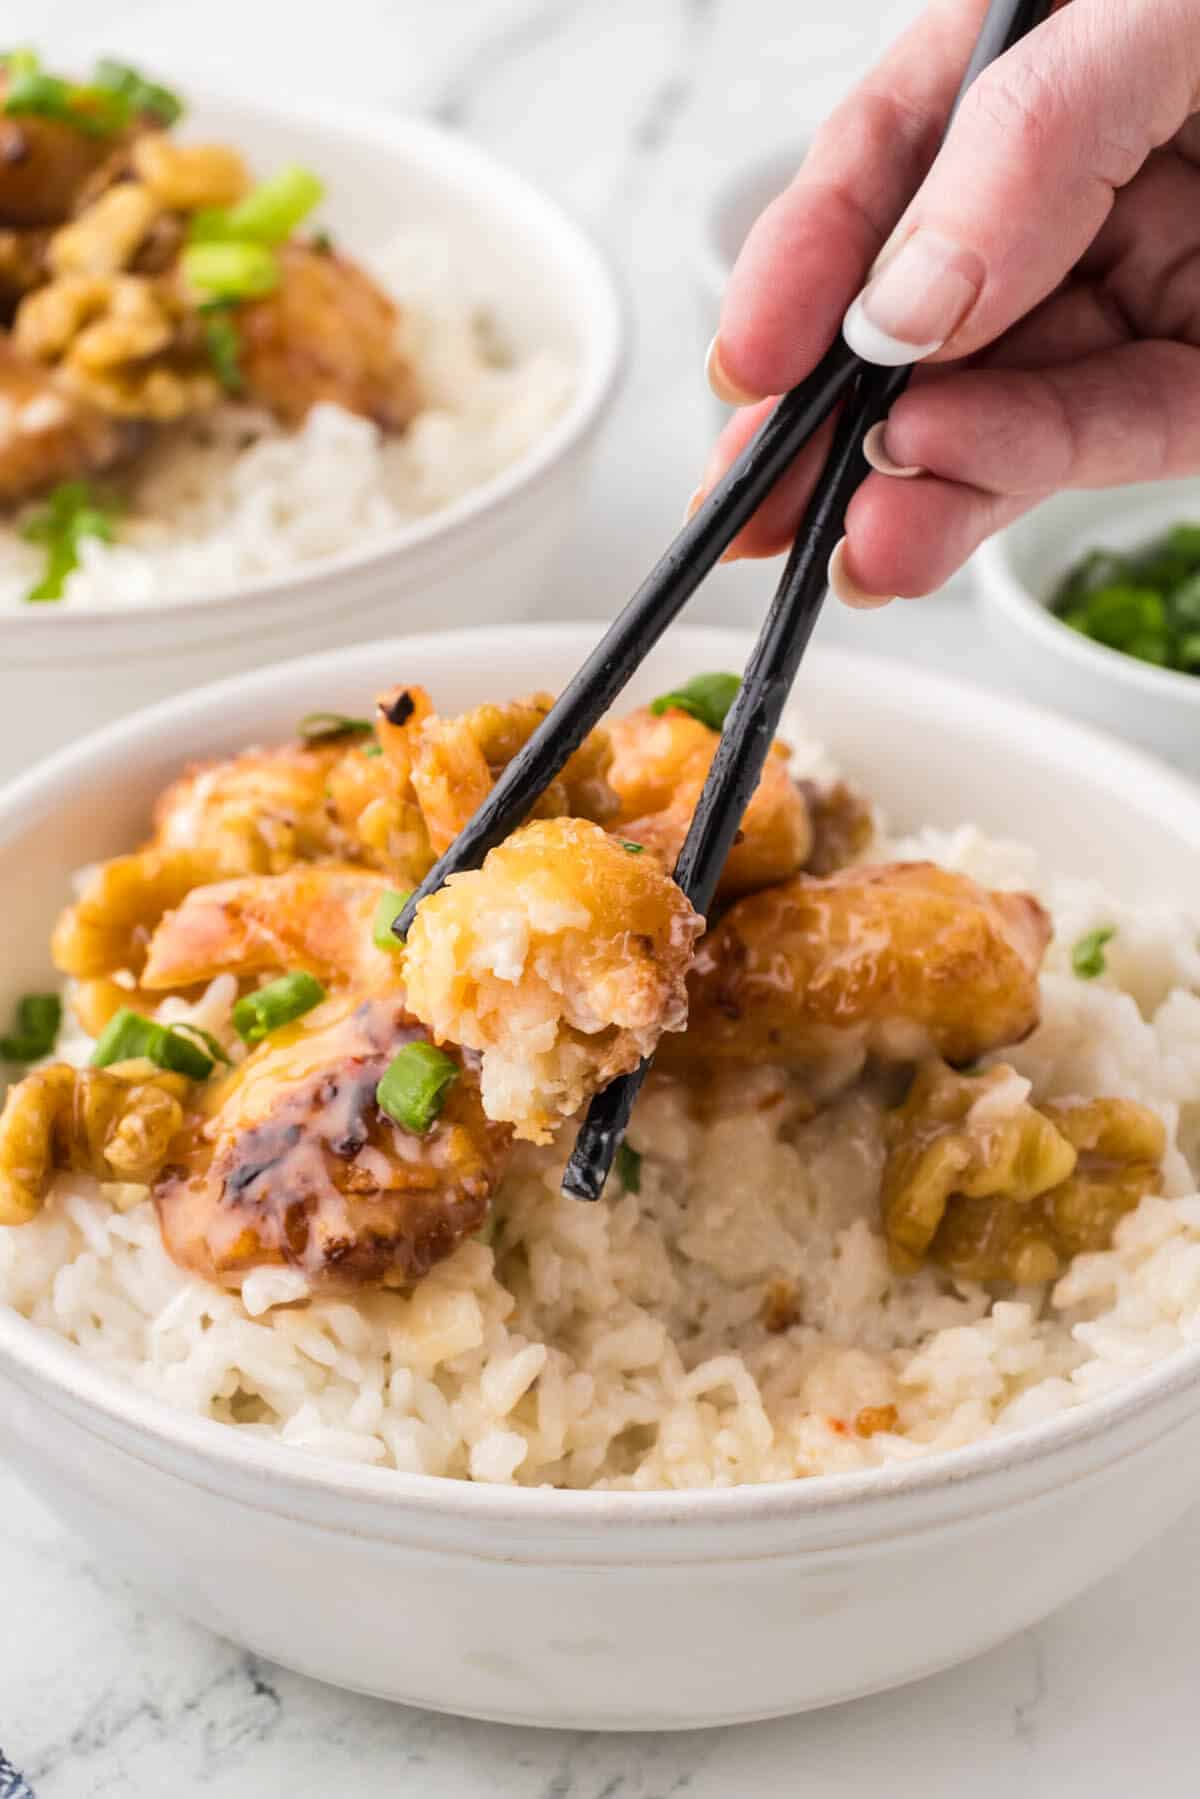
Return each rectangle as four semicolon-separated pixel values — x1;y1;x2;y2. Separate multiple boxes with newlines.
843;0;1200;366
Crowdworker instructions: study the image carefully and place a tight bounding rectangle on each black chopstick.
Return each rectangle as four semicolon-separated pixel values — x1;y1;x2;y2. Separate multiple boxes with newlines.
562;361;910;1199
392;335;859;941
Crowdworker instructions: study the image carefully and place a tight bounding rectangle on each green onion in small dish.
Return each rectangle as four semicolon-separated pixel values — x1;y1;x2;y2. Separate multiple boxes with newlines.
1051;524;1200;675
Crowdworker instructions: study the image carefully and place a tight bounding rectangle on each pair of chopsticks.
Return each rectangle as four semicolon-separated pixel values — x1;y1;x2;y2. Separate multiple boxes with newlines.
395;0;1055;1200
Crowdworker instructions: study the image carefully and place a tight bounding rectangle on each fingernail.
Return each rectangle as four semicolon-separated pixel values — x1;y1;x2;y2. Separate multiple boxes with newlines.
827;539;893;609
706;335;761;406
862;421;924;480
684;486;704;523
842;231;984;367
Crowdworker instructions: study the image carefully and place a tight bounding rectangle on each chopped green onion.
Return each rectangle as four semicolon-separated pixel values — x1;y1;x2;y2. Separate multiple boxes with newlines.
362;742;383;758
91;1007;215;1079
201;308;242;394
190;166;323;251
21;481;119;602
372;888;413;952
376;1041;459;1134
620;840;644;855
168;1022;232;1067
232;971;325;1046
2;54;129;136
649;672;741;732
615;1143;642;1194
182;241;280;303
1071;927;1115;981
0;992;61;1063
91;57;183;128
1051;524;1200;677
296;711;374;743
312;228;334;255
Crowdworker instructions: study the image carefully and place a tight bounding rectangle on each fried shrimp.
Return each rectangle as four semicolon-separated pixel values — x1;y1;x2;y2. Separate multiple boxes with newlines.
402;817;703;1143
607;705;811;897
141;866;394;993
233;242;423;431
151;741;354;873
671;862;1051;1078
155;993;508;1290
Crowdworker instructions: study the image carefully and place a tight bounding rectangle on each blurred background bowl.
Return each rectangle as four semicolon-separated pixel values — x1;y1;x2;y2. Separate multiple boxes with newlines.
0;91;625;782
976;477;1200;773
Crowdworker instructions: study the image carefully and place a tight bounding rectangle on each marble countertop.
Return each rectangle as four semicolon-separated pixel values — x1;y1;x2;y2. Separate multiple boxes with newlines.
2;0;1197;1793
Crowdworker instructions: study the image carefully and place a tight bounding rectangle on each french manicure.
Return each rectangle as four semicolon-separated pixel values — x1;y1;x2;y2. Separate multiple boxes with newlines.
705;335;761;407
684;486;704;523
842;231;984;367
828;539;893;610
862;421;924;480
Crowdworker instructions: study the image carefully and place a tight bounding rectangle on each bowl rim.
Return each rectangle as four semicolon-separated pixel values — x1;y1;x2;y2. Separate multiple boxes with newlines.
0;89;626;635
4;621;1200;1528
975;523;1200;703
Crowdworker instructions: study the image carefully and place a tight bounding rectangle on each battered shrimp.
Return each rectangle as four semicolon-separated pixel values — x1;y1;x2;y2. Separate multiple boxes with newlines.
0;336;142;504
382;684;617;857
233;242;422;431
402;817;703;1143
151;741;354;874
669;862;1050;1078
607;706;811;897
155;993;509;1290
141;866;394;993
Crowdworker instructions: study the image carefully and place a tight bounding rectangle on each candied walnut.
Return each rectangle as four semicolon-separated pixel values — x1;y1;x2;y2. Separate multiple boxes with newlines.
52;847;227;979
15;270;217;419
670;862;1051;1074
0;1061;187;1225
607;705;811;897
155;994;510;1291
881;1060;1166;1283
800;780;874;876
403;817;703;1143
47;183;160;278
129;134;249;211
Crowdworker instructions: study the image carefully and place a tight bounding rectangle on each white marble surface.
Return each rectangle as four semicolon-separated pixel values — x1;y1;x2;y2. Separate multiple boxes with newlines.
1;1;1196;1793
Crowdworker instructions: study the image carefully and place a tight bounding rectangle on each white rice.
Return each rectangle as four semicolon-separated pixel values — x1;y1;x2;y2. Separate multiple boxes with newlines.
3;800;1200;1489
0;234;574;610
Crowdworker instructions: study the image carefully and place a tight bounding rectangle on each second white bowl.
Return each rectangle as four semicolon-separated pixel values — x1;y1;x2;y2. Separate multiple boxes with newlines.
0;92;625;780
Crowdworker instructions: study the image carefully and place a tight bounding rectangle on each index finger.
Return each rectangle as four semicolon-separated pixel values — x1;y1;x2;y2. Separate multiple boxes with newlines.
713;0;993;404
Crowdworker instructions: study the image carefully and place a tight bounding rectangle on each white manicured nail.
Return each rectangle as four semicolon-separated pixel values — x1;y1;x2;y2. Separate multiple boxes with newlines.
828;539;893;609
862;421;924;479
843;231;983;367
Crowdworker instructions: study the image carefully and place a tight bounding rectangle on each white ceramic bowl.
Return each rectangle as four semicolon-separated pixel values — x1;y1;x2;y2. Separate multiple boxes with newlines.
975;478;1200;772
0;95;624;781
4;623;1200;1731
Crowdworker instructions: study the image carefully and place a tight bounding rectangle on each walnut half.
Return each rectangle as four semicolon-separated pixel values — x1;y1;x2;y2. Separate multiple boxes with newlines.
882;1060;1165;1284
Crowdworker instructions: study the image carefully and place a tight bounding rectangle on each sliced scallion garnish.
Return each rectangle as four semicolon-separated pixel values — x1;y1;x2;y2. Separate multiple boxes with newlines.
0;992;61;1063
91;57;183;128
649;672;741;732
201;307;242;394
21;481;119;602
297;711;374;743
2;53;128;136
372;889;413;952
1071;927;1115;980
232;971;325;1046
182;241;280;303
376;1041;459;1134
91;1007;215;1079
191;165;323;251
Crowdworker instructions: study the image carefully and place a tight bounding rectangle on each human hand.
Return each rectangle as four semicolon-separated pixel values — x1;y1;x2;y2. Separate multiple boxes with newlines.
698;0;1200;605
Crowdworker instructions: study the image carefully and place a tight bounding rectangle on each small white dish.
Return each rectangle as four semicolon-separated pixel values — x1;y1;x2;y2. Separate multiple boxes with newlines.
975;479;1200;771
4;623;1200;1728
0;91;625;780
